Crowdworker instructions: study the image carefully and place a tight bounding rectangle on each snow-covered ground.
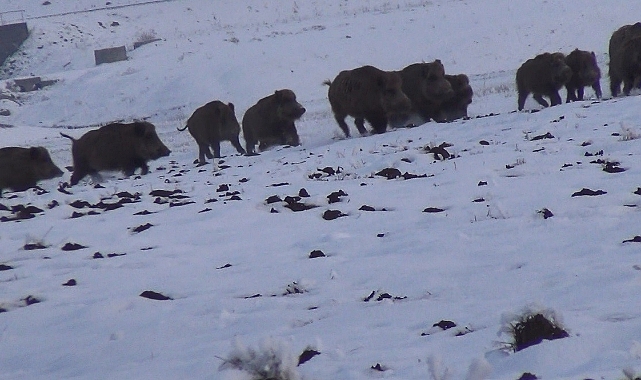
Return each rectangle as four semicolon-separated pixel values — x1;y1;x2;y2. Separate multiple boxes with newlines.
2;1;641;379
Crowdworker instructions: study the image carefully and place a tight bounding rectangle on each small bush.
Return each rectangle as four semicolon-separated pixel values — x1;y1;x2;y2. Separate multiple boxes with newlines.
501;307;568;352
219;338;303;380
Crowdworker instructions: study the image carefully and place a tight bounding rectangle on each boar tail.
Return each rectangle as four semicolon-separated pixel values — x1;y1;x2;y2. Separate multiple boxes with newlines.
60;132;75;141
322;79;332;86
177;124;189;131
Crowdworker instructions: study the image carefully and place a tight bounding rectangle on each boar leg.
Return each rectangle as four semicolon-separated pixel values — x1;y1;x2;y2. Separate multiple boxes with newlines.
211;141;222;158
198;143;213;163
592;80;602;99
565;85;577;103
230;138;246;155
610;77;622;97
576;87;585;101
354;118;369;135
532;93;550;107
517;92;529;111
549;91;562;106
332;112;351;138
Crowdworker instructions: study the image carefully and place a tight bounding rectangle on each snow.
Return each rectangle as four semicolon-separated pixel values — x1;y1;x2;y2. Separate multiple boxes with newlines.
1;0;641;379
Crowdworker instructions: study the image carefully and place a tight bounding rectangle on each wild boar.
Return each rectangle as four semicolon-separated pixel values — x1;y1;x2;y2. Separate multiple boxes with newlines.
397;60;455;123
60;121;171;185
242;89;305;155
437;73;473;121
0;146;63;195
516;52;572;110
325;65;411;137
564;49;602;102
178;100;245;164
609;23;641;97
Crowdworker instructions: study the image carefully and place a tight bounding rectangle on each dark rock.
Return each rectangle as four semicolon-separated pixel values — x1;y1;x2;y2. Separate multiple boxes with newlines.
623;236;641;243
131;223;153;233
571;188;606;197
216;184;230;192
322;209;346;220
479;140;490;145
266;195;282;204
309;250;325;258
61;242;87;251
298;349;320;366
0;264;13;271
433;320;457;330
217;263;232;269
530;132;554;140
538;208;554;219
327;190;348;203
375;168;402;179
423;207;445;213
298;188;310;197
283;196;301;204
93;252;104;259
62;279;77;286
269;182;289;187
139;290;172;300
478;181;488;186
23;295;41;305
359;205;376;211
24;243;47;250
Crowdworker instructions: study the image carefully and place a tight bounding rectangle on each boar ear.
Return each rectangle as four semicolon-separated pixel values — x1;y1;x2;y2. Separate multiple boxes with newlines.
228;102;235;113
29;147;43;160
274;90;282;100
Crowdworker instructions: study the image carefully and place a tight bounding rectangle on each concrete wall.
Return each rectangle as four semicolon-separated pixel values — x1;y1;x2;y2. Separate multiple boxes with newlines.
94;46;127;65
0;23;29;66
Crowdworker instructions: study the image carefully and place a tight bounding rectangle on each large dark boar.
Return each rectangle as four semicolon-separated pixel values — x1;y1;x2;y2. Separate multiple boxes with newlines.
178;100;245;164
325;65;411;137
242;89;305;155
564;49;602;102
60;121;171;185
397;60;455;123
516;52;572;111
609;23;641;97
0;146;63;195
436;73;473;122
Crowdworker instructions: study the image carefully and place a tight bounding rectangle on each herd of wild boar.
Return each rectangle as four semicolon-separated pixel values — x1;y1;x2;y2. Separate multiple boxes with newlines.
1;23;641;195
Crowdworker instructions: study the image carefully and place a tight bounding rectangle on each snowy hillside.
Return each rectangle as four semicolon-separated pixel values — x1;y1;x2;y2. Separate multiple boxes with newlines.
2;1;641;379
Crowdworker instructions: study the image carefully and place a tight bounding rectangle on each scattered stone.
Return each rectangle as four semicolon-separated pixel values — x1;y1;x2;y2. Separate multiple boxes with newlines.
23;295;41;306
266;195;282;204
322;209;346;220
239;177;249;183
309;250;325;258
478;181;488;186
131;223;153;233
298;188;310;197
371;363;386;371
269;182;289;187
375;168;402;179
538;208;554;219
359;205;376;211
217;263;232;269
479;140;490;145
61;242;87;251
139;290;172;301
530;132;554;141
603;162;625;173
571;188;606;197
24;243;47;250
511;313;568;352
433;320;457;330
150;189;183;197
93;252;104;259
0;264;13;271
327;190;348;204
134;210;153;215
423;207;445;213
623;236;641;243
473;197;485;202
377;233;385;237
298;349;320;366
284;202;317;212
216;184;229;192
62;279;77;286
517;373;538;380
